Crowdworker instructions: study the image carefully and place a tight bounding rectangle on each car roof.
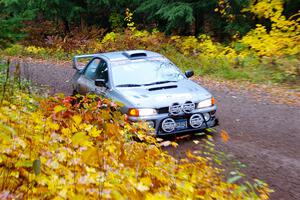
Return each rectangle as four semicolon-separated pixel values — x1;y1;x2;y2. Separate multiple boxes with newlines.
98;50;164;62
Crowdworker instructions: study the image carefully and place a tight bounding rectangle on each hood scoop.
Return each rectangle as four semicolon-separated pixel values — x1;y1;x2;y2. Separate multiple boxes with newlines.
148;85;177;91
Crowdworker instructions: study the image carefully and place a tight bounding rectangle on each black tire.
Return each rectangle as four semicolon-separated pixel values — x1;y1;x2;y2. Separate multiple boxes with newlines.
72;90;78;96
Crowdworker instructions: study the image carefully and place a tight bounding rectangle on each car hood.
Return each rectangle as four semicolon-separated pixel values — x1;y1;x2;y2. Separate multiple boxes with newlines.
115;79;212;108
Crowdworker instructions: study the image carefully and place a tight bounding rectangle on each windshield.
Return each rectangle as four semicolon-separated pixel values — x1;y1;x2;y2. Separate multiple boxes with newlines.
111;60;185;87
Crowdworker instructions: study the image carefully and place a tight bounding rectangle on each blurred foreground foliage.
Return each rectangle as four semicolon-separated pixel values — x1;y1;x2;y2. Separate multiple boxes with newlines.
0;61;273;199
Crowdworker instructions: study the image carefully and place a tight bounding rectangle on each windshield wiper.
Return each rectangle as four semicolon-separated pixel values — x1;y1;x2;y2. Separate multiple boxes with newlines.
143;80;177;86
116;84;142;87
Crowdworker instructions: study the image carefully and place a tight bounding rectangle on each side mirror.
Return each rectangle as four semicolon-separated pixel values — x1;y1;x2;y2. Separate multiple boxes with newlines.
185;70;194;78
78;69;84;74
95;79;106;87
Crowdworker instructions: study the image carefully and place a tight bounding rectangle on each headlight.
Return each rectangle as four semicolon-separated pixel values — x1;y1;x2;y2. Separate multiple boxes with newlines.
128;108;157;117
197;97;215;109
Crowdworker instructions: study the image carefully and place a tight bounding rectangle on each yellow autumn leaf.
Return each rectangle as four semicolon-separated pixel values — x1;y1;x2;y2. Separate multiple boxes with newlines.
49;122;60;131
61;127;72;135
171;141;178;148
46;119;60;131
72;194;88;200
53;105;66;113
106;144;116;153
71;124;78;132
146;193;169;200
88;126;102;137
136;182;149;192
71;132;92;147
140;177;152;187
220;130;230;142
72;115;82;125
111;190;124;200
82;147;99;167
10;171;19;178
0;131;11;144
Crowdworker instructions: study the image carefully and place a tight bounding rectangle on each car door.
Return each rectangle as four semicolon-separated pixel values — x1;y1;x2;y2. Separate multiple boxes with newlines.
77;58;101;94
94;60;109;96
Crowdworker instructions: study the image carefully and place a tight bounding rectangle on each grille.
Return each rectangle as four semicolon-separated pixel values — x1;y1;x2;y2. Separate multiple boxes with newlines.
157;107;169;114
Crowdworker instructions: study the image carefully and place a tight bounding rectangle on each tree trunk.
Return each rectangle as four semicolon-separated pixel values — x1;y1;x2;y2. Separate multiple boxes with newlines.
80;14;87;32
62;18;70;34
194;11;204;36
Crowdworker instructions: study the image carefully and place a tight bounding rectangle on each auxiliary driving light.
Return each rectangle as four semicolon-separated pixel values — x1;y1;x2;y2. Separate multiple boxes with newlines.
147;121;155;129
161;118;176;133
203;113;210;121
189;114;204;129
182;101;195;113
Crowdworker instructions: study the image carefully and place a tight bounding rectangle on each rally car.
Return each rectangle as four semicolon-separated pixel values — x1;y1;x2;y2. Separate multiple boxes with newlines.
72;50;218;135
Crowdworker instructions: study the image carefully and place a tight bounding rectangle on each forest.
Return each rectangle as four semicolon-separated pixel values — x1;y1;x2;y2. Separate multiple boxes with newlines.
1;0;299;85
0;0;300;39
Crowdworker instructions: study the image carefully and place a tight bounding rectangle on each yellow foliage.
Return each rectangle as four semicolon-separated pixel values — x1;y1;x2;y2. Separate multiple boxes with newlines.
25;45;47;55
241;0;300;57
125;8;136;32
132;30;149;39
101;32;116;43
243;0;284;19
0;93;271;199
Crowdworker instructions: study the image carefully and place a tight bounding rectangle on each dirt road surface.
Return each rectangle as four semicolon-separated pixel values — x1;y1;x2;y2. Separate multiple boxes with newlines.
12;58;300;200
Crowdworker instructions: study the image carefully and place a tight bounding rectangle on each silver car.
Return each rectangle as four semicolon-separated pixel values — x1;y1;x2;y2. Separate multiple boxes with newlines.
72;50;218;135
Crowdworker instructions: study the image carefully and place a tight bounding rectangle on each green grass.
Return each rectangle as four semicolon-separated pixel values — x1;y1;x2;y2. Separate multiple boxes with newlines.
164;48;264;82
161;46;299;86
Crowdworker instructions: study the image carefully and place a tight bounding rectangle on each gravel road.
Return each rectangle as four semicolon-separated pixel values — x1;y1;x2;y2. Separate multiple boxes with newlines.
13;58;300;200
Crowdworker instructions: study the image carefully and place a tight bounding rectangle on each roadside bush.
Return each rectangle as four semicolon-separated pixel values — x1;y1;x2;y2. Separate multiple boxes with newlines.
2;25;299;84
25;46;48;57
240;0;300;57
3;44;24;56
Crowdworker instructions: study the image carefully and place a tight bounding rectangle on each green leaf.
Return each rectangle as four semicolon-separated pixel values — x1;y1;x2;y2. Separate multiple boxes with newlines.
15;160;32;168
194;132;205;136
33;159;41;175
227;175;242;183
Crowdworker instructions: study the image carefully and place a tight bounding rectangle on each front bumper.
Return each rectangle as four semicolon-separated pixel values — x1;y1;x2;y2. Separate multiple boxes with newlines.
128;105;217;136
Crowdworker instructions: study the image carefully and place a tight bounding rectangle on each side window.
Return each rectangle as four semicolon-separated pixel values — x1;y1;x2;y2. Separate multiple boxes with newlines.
84;58;101;80
95;60;109;82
